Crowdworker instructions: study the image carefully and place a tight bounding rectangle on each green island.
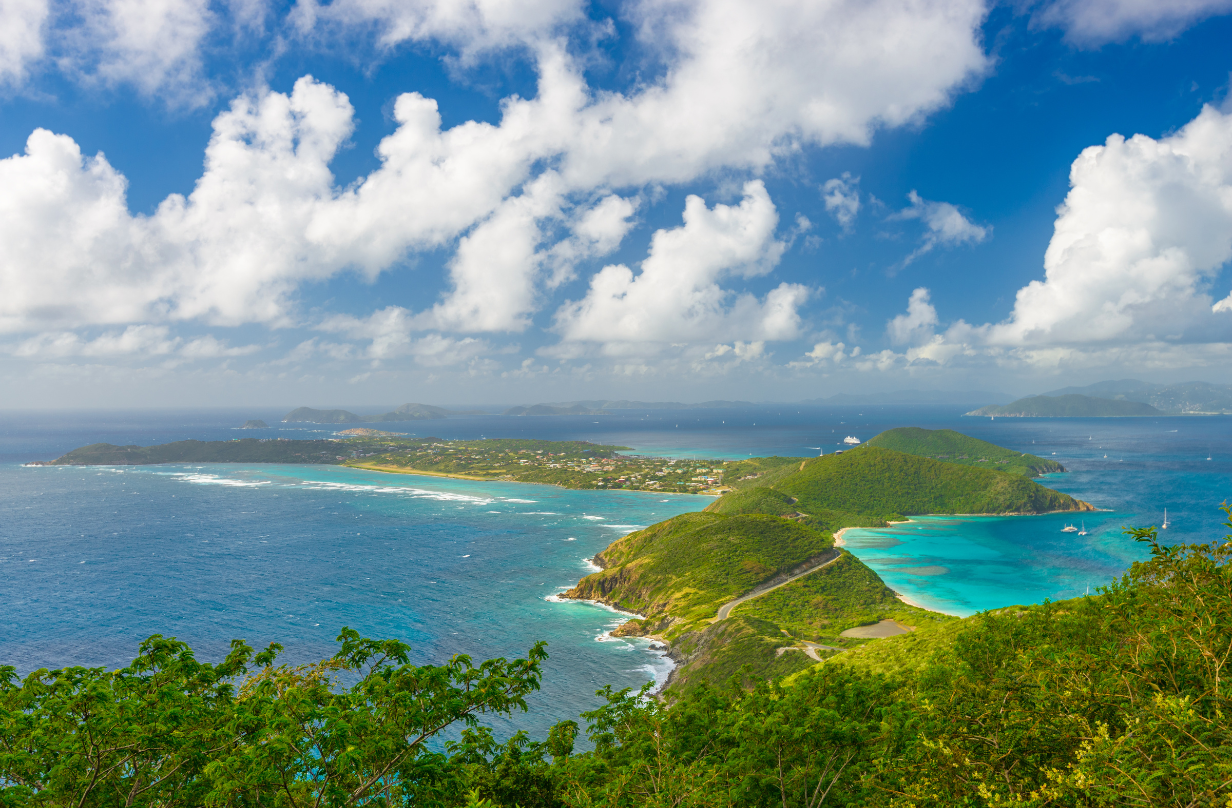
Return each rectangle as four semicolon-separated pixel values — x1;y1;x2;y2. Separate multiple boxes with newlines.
966;393;1162;417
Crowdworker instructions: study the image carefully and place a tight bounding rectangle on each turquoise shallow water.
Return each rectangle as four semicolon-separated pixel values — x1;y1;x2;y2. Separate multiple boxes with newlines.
840;421;1232;616
840;512;1139;617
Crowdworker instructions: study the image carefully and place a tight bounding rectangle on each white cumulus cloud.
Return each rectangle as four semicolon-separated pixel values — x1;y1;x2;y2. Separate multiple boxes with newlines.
0;0;991;367
73;0;214;104
790;340;848;368
1036;0;1232;45
553;181;806;353
318;306;490;365
991;105;1232;349
10;324;258;358
858;106;1232;375
0;0;49;85
559;0;988;188
887;287;939;345
291;0;585;58
821;173;861;229
893;190;989;267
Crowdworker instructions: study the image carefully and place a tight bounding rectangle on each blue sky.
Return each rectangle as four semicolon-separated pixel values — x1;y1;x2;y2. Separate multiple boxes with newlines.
2;0;1232;407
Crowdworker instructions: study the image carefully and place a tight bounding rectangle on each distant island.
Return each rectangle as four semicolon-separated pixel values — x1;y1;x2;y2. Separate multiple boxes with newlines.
966;394;1162;417
502;404;608;416
37;439;344;465
502;399;754;414
1042;378;1232;414
805;389;1011;406
240;419;268;429
282;403;483;424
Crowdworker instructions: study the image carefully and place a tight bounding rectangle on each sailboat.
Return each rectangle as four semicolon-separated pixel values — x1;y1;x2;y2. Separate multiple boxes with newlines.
1162;508;1169;530
1061;523;1078;533
1078;521;1087;536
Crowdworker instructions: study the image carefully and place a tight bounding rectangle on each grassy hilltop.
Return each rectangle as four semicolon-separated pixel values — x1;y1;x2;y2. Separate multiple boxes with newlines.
865;426;1064;476
568;441;1089;689
708;445;1088;531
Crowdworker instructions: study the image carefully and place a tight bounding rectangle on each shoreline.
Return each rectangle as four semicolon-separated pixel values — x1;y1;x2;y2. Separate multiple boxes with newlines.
545;589;677;694
835;510;1107;618
346;461;722;497
345;462;511;483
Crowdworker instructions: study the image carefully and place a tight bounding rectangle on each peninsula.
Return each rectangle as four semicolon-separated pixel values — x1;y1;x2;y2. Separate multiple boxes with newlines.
966;393;1162;417
565;435;1093;690
36;436;730;493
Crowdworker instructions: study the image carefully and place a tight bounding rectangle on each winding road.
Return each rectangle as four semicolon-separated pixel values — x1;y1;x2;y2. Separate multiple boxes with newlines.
713;549;843;622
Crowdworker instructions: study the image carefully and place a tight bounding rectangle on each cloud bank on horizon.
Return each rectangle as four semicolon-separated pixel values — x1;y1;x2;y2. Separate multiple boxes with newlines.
1;0;1231;404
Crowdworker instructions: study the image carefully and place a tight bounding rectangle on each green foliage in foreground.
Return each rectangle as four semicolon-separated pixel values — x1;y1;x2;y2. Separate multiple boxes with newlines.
565;512;834;637
4;521;1230;806
0;629;546;807
708;446;1087;531
865;427;1064;477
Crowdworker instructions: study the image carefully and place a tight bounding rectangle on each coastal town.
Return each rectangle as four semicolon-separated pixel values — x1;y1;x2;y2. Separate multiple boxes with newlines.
340;434;731;493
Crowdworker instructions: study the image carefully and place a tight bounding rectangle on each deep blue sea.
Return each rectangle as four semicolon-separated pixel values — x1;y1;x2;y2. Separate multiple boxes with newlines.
2;405;1231;732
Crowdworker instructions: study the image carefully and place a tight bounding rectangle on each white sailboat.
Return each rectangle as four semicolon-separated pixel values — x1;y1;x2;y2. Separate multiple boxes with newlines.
1078;521;1087;536
1162;508;1169;530
1061;523;1078;533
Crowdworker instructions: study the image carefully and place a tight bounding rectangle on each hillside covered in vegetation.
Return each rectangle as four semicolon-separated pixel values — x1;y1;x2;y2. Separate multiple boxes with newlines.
567;443;1087;688
865;426;1064;476
708;445;1089;532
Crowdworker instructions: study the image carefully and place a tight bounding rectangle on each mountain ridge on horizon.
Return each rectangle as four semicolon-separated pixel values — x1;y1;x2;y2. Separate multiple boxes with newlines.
1039;379;1232;414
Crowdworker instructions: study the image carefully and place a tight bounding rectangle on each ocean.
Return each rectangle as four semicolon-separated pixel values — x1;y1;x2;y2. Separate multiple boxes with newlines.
2;405;1230;733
